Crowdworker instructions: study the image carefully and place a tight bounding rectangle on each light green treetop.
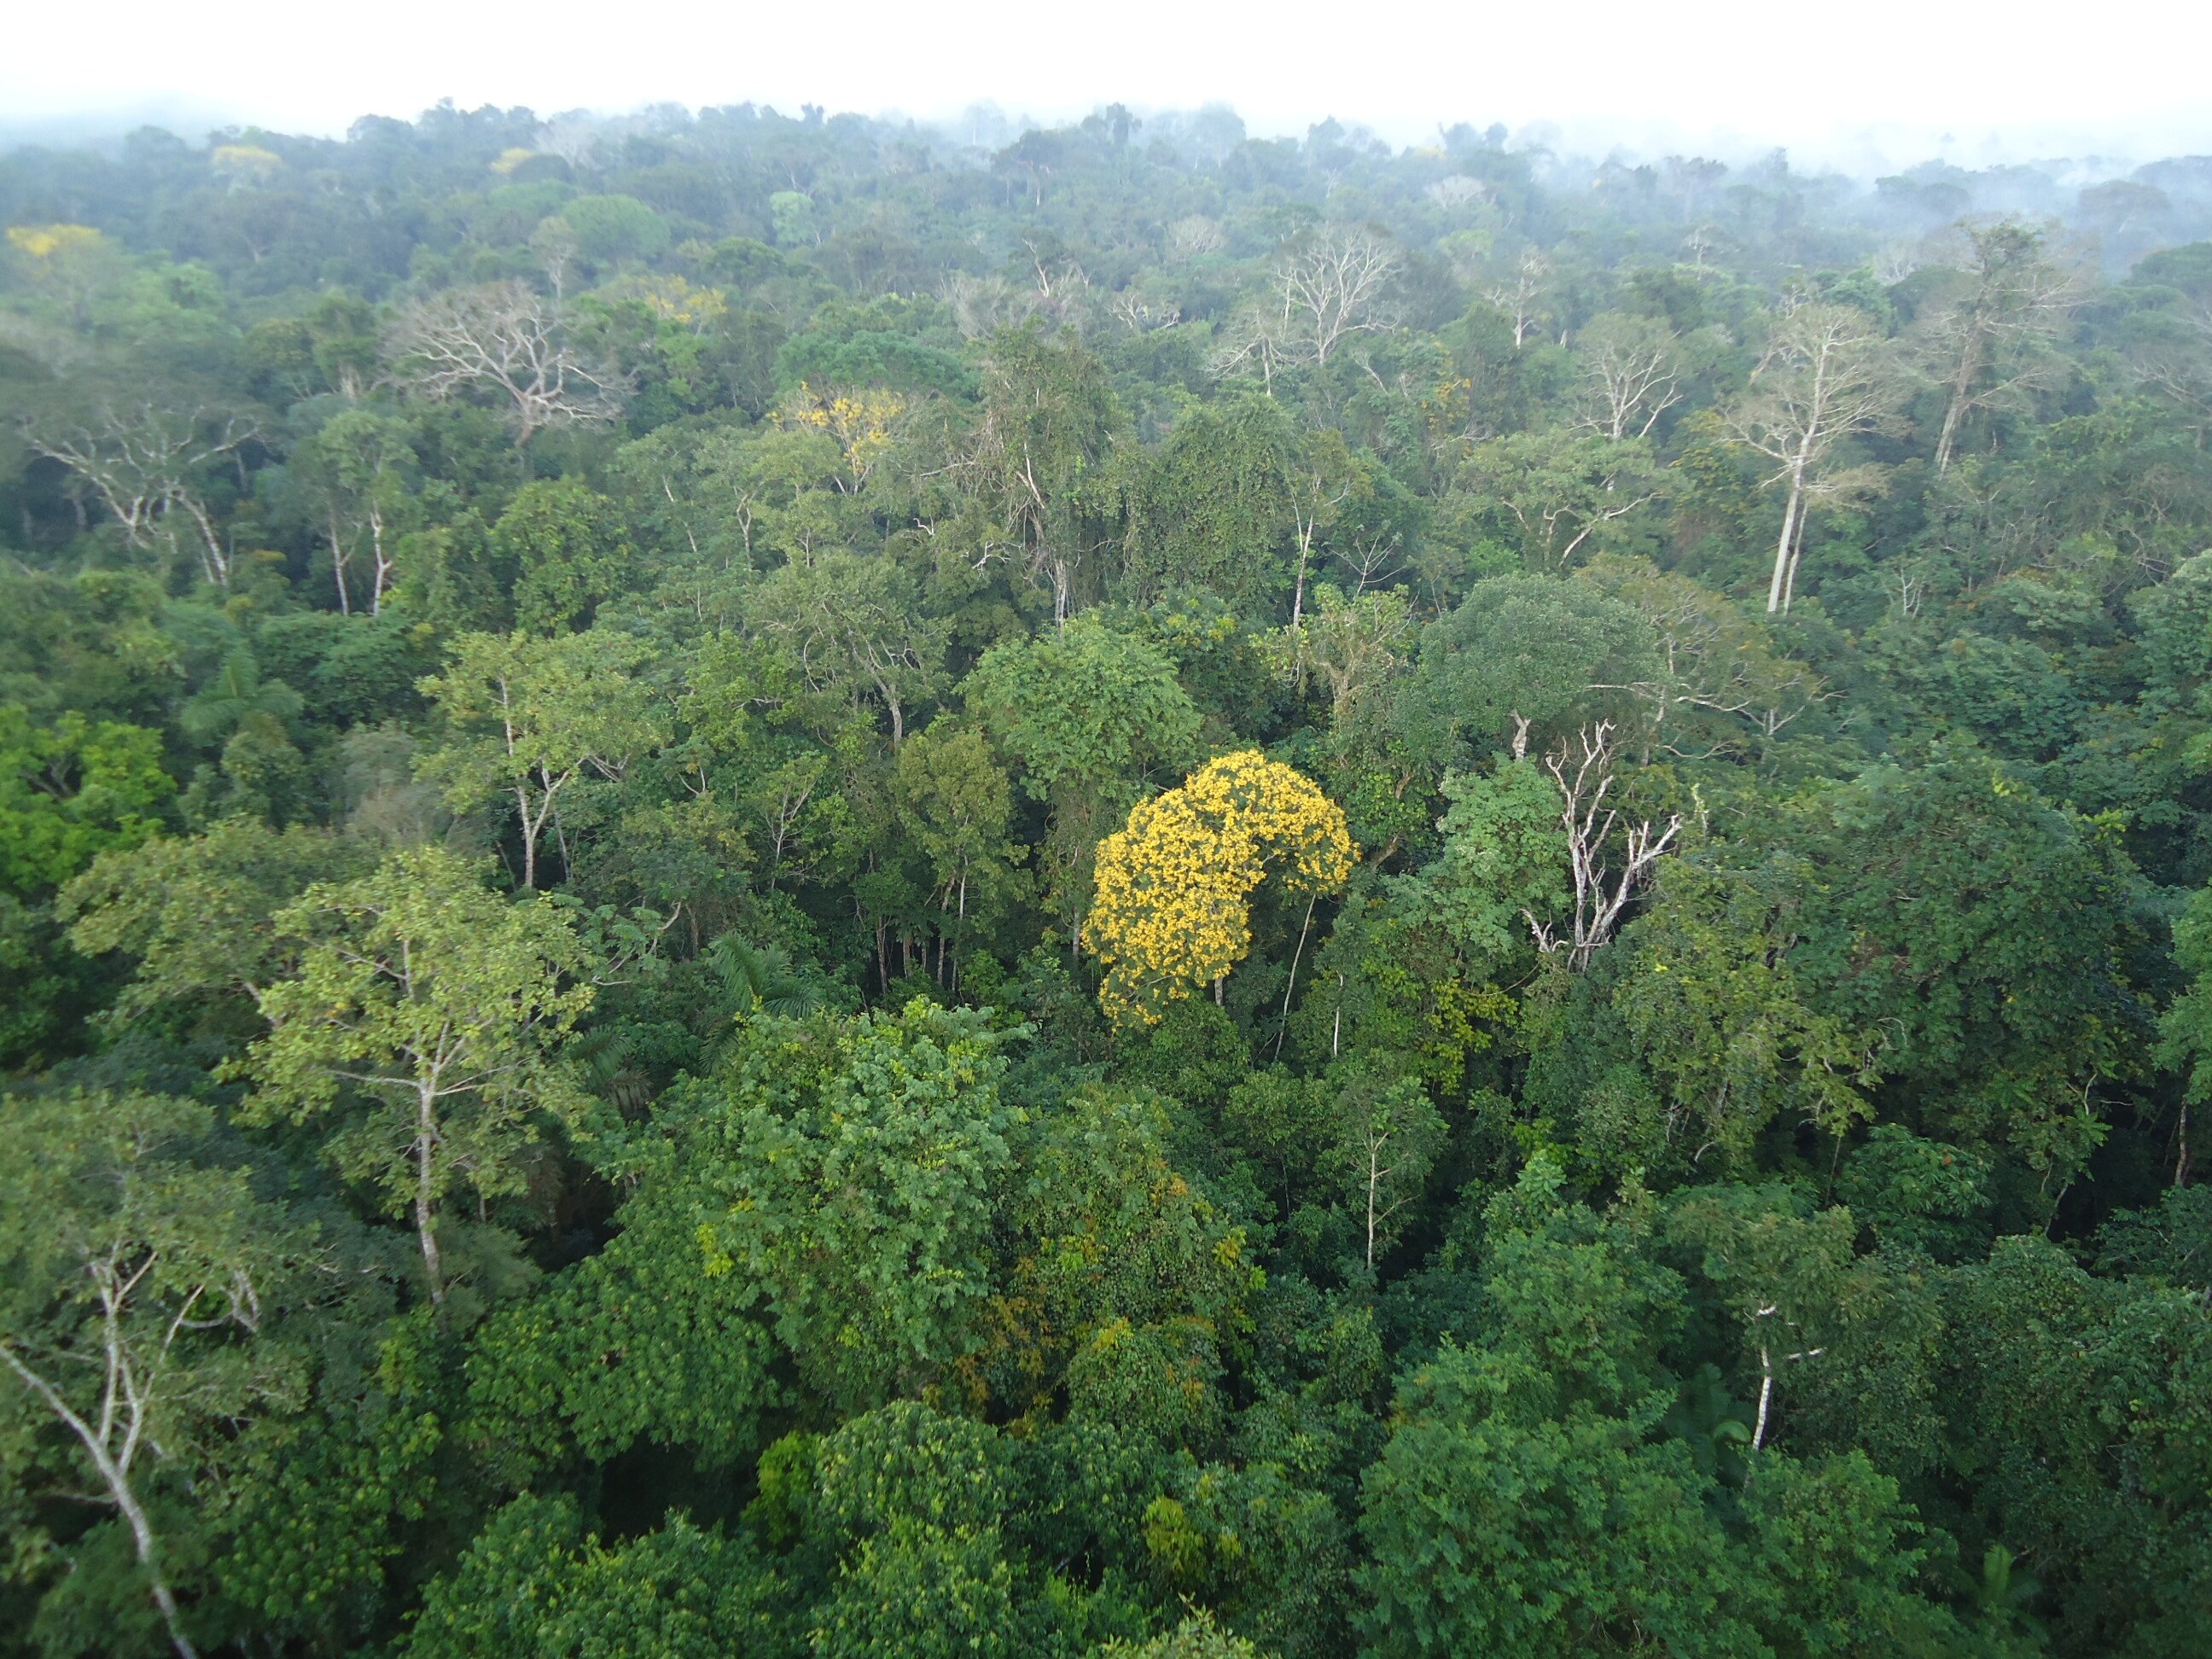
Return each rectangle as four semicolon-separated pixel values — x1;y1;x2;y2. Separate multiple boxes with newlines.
236;846;594;1307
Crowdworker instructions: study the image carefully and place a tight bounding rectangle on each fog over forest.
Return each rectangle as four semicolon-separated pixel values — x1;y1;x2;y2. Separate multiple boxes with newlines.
3;91;2212;1659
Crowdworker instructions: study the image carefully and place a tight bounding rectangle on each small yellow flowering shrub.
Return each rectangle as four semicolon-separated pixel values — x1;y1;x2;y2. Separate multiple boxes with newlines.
1084;749;1354;1024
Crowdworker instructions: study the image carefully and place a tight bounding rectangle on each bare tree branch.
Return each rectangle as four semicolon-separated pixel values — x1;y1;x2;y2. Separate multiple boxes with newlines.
1524;720;1682;970
22;400;259;586
385;281;627;445
1724;301;1910;614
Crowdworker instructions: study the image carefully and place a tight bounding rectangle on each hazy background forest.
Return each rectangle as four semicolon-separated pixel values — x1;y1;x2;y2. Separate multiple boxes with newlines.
3;96;2212;1658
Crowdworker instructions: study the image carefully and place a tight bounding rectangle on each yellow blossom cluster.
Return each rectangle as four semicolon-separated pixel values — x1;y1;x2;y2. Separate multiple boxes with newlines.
6;224;102;260
1085;750;1355;1025
782;382;906;484
211;144;283;183
602;274;730;331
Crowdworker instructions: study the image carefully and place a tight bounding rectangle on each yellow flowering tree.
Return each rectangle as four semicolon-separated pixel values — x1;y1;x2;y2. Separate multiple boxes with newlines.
781;381;905;489
5;224;114;327
598;273;729;333
210;143;283;189
6;223;104;260
1085;750;1355;1024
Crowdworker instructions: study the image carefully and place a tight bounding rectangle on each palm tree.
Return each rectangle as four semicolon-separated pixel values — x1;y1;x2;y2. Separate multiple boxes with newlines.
700;934;824;1062
567;1027;656;1121
1967;1544;2046;1642
179;649;303;745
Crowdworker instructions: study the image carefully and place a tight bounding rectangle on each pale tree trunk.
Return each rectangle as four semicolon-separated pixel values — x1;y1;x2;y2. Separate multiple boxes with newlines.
1365;1144;1382;1268
124;1497;197;1658
952;872;969;995
0;1348;200;1658
515;784;540;891
415;1083;445;1305
507;722;574;893
176;496;229;589
1273;894;1318;1061
1935;389;1966;472
1935;337;1983;473
1746;1302;1821;1453
1051;556;1073;629
369;504;392;615
1291;521;1316;637
329;513;352;615
1781;509;1810;614
1767;460;1806;614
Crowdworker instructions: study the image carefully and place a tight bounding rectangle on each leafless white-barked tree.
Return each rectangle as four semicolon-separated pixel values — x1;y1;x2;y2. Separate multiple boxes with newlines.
24;399;260;586
1725;300;1910;614
1520;718;1682;971
385;280;626;445
1572;312;1684;442
1213;228;1401;386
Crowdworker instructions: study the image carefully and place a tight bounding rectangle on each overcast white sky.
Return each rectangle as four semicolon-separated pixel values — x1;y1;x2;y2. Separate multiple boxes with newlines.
6;0;2209;171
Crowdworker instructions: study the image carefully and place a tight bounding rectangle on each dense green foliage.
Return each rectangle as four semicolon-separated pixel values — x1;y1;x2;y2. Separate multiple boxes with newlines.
3;101;2211;1656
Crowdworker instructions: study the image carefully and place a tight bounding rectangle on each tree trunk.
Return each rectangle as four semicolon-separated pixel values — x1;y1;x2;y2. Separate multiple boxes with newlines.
1935;391;1966;472
1781;505;1810;614
329;515;352;615
1273;894;1317;1061
179;496;229;589
1365;1155;1380;1268
1767;476;1803;614
416;1086;445;1306
952;874;969;996
1753;1342;1775;1451
111;1460;199;1658
369;505;391;615
0;1350;198;1659
515;786;539;891
1935;342;1980;473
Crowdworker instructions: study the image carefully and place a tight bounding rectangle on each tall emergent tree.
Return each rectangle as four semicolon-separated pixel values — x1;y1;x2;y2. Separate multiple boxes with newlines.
385;280;626;445
1086;750;1355;1022
1919;221;2081;472
1725;300;1909;614
236;847;593;1304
